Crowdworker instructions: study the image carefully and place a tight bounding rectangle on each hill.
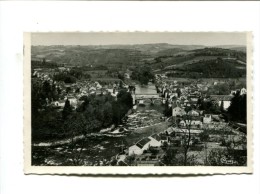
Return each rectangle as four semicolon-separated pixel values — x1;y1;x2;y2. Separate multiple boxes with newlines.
165;58;246;78
31;44;246;78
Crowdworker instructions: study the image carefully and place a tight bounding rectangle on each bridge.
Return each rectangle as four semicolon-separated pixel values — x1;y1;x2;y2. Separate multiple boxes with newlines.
133;93;162;105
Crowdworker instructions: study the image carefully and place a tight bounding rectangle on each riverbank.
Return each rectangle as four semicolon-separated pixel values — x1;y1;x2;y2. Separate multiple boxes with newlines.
31;82;169;165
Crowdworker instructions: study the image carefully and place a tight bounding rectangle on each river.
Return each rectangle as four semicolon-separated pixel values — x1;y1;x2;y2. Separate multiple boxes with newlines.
135;82;157;95
31;82;167;166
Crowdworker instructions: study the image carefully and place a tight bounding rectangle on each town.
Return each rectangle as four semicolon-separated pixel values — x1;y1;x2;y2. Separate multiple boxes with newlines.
31;44;247;167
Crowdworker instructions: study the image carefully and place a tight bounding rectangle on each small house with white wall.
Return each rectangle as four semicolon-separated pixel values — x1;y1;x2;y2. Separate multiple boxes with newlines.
172;107;186;117
128;138;151;156
187;110;199;116
210;95;233;110
149;134;162;147
240;88;247;95
128;135;162;156
203;114;212;124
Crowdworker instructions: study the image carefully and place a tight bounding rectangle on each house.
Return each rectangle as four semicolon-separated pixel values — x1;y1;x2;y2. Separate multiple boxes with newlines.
189;95;199;102
203;114;212;123
149;134;162;147
240;88;247;95
67;96;78;108
135;152;164;166
162;87;166;96
138;99;144;105
117;160;128;166
172;107;186;117
170;93;178;99
162;99;166;104
179;119;202;128
184;99;189;106
172;128;203;136
165;127;175;135
180;96;187;100
124;73;130;79
200;86;208;92
160;134;169;144
189;120;202;128
52;100;65;108
187;110;199;116
230;90;237;95
128;134;163;156
179;120;186;127
95;89;103;95
164;89;170;99
128;138;151;156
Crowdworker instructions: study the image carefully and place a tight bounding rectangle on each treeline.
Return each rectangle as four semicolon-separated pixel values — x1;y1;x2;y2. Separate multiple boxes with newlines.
193;48;246;61
53;68;91;83
197;98;222;114
32;59;59;68
167;58;245;78
189;58;245;78
207;83;233;95
32;89;133;142
31;80;61;116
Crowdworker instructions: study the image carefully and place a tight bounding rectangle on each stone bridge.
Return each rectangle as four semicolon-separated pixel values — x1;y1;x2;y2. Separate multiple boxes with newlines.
133;94;162;104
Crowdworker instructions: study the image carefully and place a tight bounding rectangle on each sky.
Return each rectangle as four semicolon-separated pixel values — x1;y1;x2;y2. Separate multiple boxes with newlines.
31;32;247;46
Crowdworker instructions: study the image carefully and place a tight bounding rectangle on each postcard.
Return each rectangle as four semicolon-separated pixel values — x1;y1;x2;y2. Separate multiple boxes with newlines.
24;32;253;174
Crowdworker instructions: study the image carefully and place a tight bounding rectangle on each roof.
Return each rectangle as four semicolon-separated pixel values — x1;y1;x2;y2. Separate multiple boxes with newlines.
118;160;128;166
160;135;168;140
172;128;203;134
187;110;199;116
166;127;174;134
150;134;161;142
89;86;96;91
172;106;183;111
136;138;151;149
210;95;233;101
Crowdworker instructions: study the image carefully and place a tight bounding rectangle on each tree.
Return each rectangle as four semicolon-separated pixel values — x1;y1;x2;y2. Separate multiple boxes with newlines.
181;115;193;166
164;101;172;117
42;81;52;102
31;82;41;117
117;90;133;110
220;100;224;112
176;88;181;98
62;99;72;120
103;101;113;127
118;73;124;81
84;104;102;133
163;148;178;165
140;76;149;85
199;131;210;164
228;91;247;123
112;101;121;126
207;149;227;166
130;65;154;85
64;76;76;84
62;114;87;165
42;58;46;66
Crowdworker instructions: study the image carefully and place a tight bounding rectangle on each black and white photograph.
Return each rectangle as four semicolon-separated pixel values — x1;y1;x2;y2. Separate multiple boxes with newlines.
1;1;260;194
24;32;252;174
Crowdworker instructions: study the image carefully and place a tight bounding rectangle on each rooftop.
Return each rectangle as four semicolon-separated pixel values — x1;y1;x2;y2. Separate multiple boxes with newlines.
150;134;161;142
136;138;151;149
